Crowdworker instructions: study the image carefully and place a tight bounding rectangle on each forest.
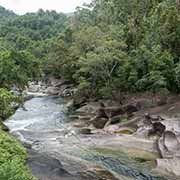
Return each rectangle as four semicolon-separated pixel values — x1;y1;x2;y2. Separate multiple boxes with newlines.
0;0;179;179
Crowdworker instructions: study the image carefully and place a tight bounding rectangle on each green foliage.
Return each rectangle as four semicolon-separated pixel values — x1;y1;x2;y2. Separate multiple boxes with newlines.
0;131;26;163
0;130;36;180
0;9;68;61
43;0;179;99
0;1;179;99
0;50;41;89
0;88;19;120
0;89;35;180
0;159;36;180
128;45;175;92
0;6;16;23
0;7;69;180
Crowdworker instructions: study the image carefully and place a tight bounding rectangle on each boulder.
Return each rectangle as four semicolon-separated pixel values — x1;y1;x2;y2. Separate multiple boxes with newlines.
163;131;180;157
102;135;159;153
110;115;121;124
61;88;77;97
69;115;79;120
66;100;75;112
45;86;60;95
144;113;165;123
79;115;92;121
78;128;92;135
90;117;109;129
96;104;138;119
24;94;34;101
0;121;9;131
156;96;168;106
28;82;40;93
47;77;68;87
119;117;141;129
135;99;155;110
139;113;166;137
73;123;86;128
123;104;138;115
76;103;100;115
27;149;72;180
82;166;119;180
161;119;180;133
104;106;124;118
73;96;87;109
149;122;166;137
22;141;32;149
158;135;170;158
104;124;120;133
135;126;152;138
156;158;180;177
158;131;180;158
114;127;135;135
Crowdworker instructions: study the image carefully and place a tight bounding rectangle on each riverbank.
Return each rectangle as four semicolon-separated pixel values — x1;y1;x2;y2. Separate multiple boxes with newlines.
1;93;164;180
4;79;180;180
0;88;37;180
68;95;180;179
4;95;122;180
37;77;180;179
0;128;36;180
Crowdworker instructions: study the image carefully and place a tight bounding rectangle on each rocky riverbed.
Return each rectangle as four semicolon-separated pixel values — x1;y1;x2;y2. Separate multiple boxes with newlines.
5;79;180;180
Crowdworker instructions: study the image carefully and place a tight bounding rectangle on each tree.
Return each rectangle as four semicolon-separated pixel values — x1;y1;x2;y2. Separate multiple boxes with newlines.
0;50;41;90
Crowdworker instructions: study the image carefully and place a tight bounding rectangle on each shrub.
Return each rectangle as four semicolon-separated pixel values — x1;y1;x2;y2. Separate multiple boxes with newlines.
0;130;36;180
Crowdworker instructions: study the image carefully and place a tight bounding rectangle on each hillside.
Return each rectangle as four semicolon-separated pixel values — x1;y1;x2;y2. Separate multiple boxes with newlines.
0;5;16;18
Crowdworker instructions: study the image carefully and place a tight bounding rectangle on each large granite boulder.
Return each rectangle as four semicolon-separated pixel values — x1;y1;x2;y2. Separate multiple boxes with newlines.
27;150;74;180
161;118;180;133
158;131;180;158
156;158;180;177
156;131;180;177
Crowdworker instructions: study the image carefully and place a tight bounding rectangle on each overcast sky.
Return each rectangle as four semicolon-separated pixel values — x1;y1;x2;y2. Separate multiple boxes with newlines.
0;0;91;14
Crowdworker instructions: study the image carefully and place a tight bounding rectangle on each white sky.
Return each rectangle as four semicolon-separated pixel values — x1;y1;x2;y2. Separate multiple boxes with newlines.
0;0;91;14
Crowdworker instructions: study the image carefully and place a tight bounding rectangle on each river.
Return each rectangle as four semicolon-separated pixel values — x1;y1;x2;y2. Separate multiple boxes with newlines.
5;96;170;180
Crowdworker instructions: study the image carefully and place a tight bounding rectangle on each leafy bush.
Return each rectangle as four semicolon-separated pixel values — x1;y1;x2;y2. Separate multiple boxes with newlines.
0;159;36;180
0;130;36;180
0;88;19;120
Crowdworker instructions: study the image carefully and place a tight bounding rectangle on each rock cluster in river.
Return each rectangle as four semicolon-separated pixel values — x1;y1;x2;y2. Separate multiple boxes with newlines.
28;78;77;97
136;114;180;177
71;98;180;178
28;78;180;178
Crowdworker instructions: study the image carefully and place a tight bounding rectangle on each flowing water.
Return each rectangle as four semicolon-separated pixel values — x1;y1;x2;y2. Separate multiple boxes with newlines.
5;96;170;180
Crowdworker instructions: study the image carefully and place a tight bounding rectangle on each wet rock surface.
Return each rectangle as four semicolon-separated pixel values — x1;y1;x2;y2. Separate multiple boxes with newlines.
27;149;75;180
73;97;180;179
5;92;180;180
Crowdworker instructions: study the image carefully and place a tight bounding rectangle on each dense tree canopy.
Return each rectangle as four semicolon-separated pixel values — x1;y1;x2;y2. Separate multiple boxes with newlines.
0;6;16;23
0;1;179;100
44;0;180;100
